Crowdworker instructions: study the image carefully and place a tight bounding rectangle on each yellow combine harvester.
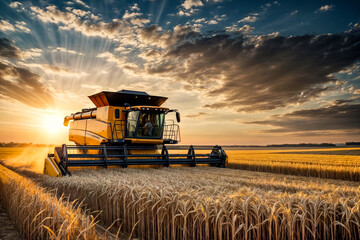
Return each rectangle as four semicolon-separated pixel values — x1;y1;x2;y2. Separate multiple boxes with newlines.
44;90;227;176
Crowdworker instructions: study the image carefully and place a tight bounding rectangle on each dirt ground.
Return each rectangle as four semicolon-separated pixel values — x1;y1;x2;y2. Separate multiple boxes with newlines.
0;200;22;240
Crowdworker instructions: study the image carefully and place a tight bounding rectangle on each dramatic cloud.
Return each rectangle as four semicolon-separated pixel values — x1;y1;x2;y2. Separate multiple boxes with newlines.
14;21;31;33
236;2;279;25
122;3;143;19
30;5;78;25
206;15;226;25
141;30;360;112
195;18;206;23
0;38;54;108
184;112;208;118
29;5;136;40
9;1;22;8
70;8;91;17
138;24;199;48
182;0;204;10
0;62;54;108
130;3;140;11
74;0;90;8
0;20;16;31
178;0;222;16
23;2;360;116
28;4;194;51
226;24;254;33
178;0;204;16
245;102;360;133
238;15;258;23
0;38;21;59
316;5;334;13
21;48;42;59
187;15;226;31
238;25;254;33
0;19;31;33
123;11;143;19
1;38;41;60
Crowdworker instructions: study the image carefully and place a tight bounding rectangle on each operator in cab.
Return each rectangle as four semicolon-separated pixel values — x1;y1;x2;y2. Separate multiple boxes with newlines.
144;117;153;136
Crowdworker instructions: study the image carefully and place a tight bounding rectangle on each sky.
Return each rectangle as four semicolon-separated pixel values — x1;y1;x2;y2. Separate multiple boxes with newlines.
0;0;359;145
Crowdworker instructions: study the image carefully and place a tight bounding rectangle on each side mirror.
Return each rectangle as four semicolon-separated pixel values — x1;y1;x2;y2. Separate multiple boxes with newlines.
176;112;181;123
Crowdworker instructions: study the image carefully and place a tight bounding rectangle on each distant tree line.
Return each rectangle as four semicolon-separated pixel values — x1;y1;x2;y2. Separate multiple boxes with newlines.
266;143;336;147
346;142;360;145
0;142;56;147
213;143;338;148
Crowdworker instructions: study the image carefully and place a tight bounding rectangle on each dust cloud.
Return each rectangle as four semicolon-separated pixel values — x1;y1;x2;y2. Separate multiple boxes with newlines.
0;147;52;174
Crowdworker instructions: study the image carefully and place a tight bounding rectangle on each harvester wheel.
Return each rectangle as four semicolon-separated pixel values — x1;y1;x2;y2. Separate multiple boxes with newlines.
210;146;228;168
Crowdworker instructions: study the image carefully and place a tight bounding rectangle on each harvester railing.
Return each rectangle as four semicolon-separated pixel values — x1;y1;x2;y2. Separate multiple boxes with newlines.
112;120;125;141
163;120;181;142
54;144;227;175
111;120;180;143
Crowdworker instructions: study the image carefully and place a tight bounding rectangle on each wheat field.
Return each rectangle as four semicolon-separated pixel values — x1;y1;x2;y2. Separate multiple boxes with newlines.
227;148;360;181
0;147;360;239
37;165;360;239
0;164;103;239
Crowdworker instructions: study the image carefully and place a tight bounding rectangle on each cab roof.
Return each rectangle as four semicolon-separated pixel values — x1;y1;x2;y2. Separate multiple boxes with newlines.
88;90;168;107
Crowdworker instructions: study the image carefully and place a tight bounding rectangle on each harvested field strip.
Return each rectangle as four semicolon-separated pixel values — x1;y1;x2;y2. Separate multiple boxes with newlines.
0;164;102;240
227;148;360;181
0;199;21;240
39;167;360;240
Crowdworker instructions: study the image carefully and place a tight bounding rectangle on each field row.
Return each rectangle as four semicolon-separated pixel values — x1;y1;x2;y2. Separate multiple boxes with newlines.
1;147;360;239
227;148;360;181
1;147;360;181
0;164;108;239
38;167;360;240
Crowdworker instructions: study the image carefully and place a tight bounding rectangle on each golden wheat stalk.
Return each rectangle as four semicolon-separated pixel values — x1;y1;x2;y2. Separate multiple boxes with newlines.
36;167;360;239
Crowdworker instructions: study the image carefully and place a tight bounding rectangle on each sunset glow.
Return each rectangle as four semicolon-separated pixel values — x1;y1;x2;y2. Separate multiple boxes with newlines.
41;111;67;134
0;0;359;145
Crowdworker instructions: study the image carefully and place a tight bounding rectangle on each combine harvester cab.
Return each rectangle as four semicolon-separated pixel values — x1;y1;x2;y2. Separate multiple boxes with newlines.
44;90;227;176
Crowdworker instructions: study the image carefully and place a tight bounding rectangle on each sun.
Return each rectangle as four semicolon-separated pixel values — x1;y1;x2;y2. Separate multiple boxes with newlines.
41;112;67;134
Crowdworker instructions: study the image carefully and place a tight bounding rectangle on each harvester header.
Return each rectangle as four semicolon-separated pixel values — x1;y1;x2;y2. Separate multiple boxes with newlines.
44;90;227;177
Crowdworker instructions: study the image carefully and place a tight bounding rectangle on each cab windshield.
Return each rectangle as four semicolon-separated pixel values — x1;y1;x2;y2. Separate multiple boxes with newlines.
125;111;165;138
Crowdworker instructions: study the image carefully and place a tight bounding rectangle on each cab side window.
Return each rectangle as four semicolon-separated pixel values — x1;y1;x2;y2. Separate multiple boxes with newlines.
115;109;120;119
